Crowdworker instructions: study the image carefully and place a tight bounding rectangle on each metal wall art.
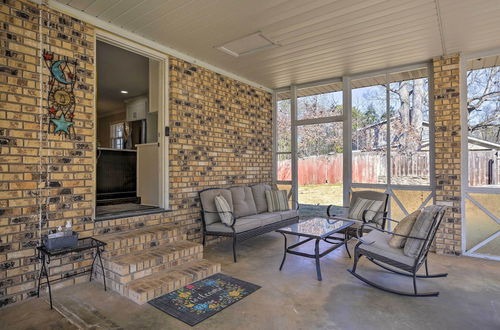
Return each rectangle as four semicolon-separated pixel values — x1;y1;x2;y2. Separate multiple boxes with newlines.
43;50;77;138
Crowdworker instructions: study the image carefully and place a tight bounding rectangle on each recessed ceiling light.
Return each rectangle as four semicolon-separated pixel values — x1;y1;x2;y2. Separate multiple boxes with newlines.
216;32;279;57
120;90;128;94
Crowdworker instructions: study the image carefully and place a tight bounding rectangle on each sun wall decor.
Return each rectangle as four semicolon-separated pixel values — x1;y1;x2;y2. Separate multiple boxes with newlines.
43;50;78;138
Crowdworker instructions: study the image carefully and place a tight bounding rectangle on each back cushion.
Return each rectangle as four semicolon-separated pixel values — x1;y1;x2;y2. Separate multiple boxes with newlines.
230;186;258;218
265;190;290;212
200;189;233;224
404;206;441;258
348;198;384;222
251;184;272;213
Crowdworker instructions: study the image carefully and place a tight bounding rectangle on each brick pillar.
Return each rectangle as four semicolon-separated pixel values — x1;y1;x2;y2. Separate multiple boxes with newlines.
432;54;462;255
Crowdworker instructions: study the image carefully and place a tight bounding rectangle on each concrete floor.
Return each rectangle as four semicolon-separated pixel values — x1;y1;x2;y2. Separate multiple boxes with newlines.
2;232;500;330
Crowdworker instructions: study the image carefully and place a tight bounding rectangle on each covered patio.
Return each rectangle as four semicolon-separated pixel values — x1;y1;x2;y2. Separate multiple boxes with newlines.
2;236;500;329
1;0;499;329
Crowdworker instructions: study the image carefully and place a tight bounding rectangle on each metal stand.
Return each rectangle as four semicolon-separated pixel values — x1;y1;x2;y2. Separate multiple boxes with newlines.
36;237;107;309
279;233;347;281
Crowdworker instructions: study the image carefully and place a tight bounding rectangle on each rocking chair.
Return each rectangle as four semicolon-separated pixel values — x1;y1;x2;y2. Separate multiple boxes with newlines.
347;205;448;297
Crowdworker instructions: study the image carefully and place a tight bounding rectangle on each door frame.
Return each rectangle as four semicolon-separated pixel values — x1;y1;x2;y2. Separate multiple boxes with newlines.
94;29;169;215
460;48;500;261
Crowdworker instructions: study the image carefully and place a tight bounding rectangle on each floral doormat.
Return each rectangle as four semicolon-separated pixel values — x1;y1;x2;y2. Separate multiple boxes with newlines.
148;273;260;326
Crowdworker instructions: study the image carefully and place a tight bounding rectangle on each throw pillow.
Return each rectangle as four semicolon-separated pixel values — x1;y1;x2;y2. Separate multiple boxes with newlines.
215;195;233;226
348;197;384;222
388;210;421;248
265;190;290;212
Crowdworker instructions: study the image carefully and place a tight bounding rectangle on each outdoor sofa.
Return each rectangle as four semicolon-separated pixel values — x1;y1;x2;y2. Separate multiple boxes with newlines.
199;184;299;262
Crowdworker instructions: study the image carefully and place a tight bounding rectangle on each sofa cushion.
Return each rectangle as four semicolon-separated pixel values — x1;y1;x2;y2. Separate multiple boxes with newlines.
388;210;420;248
404;205;441;258
200;189;233;225
251;184;272;213
230;186;258;218
278;209;299;221
215;195;233;226
205;217;262;233
239;213;282;226
265;190;290;212
358;230;416;266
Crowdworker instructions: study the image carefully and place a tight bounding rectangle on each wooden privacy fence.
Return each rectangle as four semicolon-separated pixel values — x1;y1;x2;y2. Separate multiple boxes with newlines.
277;151;499;186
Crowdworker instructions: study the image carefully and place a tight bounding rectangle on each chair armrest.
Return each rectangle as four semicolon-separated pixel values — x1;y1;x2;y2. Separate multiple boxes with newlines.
202;210;236;227
327;205;349;217
381;217;400;224
357;223;427;241
361;209;387;223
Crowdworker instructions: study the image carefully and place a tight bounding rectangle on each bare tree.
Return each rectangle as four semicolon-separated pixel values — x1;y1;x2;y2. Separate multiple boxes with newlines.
467;66;500;143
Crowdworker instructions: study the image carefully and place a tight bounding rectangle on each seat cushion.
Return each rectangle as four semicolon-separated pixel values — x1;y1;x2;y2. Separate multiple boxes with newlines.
358;230;416;267
239;213;282;226
404;205;441;258
388;210;420;248
278;209;299;221
205;217;262;233
251;184;272;213
230;186;258;218
200;189;233;225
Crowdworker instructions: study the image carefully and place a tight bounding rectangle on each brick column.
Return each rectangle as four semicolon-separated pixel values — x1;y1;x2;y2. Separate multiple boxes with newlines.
432;54;462;255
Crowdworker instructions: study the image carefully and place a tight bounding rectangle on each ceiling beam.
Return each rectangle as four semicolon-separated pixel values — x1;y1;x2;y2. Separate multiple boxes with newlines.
434;0;447;55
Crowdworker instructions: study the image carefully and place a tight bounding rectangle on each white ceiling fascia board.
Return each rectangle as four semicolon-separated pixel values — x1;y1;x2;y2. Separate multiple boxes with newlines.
46;0;273;93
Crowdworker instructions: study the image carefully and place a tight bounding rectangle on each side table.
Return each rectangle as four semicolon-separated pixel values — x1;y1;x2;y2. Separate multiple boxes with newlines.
36;237;107;309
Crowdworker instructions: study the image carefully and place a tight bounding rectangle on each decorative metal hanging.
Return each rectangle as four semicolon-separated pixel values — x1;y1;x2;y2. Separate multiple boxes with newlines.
43;50;77;138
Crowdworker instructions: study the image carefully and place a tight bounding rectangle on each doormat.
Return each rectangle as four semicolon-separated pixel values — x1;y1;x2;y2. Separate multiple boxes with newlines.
148;273;260;326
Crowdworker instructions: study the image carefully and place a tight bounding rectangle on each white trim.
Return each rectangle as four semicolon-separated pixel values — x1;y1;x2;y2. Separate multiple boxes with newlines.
460;53;469;254
296;115;343;126
461;47;500;61
272;91;277;183
460;48;500;258
342;76;352;207
467;231;500;254
95;30;170;210
463;251;500;261
466;193;500;225
46;0;272;93
350;62;429;81
290;86;298;206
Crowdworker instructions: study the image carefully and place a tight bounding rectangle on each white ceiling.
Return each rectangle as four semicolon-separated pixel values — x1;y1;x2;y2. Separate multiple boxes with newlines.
96;40;148;117
61;0;500;90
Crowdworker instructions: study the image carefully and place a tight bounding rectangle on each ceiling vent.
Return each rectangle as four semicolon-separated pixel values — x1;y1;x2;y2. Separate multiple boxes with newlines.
216;32;279;57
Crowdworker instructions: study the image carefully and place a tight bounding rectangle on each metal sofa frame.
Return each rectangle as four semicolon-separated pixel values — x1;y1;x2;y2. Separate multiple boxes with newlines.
198;186;299;262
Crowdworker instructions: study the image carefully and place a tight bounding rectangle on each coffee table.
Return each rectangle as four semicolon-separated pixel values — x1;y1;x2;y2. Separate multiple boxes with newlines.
276;217;354;281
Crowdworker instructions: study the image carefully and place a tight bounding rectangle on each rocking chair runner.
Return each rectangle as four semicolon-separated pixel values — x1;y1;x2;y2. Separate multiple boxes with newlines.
348;205;448;297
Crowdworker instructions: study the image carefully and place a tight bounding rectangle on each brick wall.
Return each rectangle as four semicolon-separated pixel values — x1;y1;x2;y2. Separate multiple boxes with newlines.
432;54;462;255
0;0;272;308
168;57;272;240
0;0;95;307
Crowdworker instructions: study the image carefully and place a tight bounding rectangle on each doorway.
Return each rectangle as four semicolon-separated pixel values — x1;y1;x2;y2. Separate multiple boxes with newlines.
94;32;168;219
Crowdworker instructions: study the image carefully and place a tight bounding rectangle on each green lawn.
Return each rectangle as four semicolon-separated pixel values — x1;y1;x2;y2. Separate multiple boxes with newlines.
298;184;343;206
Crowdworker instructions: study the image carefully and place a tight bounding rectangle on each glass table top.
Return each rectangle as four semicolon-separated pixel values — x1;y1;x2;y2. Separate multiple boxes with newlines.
277;217;354;238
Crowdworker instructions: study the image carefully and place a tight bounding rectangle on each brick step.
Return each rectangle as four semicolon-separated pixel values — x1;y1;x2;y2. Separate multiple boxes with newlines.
125;259;221;304
95;224;186;258
100;241;203;285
